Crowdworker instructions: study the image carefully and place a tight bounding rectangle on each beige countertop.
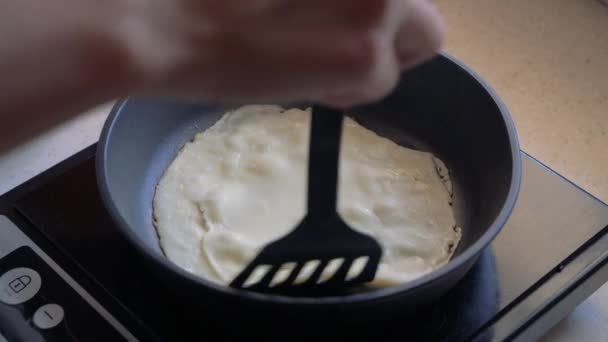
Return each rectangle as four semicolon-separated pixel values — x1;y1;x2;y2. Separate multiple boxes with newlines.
0;0;607;339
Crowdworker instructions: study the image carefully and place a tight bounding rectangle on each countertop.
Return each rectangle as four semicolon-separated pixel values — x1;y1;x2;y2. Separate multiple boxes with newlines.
0;0;607;339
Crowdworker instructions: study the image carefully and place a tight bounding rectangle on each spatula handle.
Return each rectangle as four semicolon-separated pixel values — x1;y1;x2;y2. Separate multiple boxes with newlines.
307;105;344;221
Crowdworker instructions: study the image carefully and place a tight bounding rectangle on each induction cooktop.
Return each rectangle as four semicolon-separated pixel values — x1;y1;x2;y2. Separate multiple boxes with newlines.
0;145;607;341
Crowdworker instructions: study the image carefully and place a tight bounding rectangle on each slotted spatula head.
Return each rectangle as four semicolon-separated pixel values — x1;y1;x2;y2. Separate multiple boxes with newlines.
230;105;383;295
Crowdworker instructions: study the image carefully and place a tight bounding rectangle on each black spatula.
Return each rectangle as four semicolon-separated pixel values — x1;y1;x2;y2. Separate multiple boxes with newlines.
230;105;382;294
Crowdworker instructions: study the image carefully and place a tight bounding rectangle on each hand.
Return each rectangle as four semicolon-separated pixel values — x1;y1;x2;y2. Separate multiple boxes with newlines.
128;0;445;107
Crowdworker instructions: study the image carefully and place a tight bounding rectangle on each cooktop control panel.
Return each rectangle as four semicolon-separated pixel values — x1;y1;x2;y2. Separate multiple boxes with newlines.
0;215;137;342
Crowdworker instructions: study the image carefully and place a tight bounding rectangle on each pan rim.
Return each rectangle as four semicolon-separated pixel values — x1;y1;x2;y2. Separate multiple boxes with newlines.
96;52;521;306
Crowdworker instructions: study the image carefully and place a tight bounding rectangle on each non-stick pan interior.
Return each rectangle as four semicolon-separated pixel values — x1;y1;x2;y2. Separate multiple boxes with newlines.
98;55;517;287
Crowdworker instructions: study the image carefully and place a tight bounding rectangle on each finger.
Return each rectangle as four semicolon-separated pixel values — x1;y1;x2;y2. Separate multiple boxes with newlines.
183;0;280;21
268;0;390;29
162;27;378;102
319;33;401;107
395;0;445;69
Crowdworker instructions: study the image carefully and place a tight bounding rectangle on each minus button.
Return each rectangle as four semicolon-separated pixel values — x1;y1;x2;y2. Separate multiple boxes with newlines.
33;303;64;329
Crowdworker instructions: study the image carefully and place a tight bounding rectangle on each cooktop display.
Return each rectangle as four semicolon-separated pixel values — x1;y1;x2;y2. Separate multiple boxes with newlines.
0;145;607;341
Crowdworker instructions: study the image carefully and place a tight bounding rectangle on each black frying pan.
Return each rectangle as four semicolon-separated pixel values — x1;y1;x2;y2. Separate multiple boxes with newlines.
97;53;520;329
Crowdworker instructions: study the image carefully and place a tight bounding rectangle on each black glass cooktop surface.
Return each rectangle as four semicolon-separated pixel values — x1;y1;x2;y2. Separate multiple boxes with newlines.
1;145;608;341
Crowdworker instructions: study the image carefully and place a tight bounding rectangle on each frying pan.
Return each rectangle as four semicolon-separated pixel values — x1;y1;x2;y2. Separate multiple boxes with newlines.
97;53;520;326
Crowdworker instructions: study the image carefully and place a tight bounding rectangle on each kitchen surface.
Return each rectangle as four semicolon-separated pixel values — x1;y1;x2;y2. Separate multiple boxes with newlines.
0;0;607;340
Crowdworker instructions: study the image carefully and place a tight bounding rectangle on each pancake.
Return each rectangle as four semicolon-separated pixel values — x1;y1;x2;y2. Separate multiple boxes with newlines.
153;105;461;288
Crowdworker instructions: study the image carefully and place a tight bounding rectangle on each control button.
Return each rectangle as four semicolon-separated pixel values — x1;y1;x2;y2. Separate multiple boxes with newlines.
33;303;64;329
0;268;41;304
